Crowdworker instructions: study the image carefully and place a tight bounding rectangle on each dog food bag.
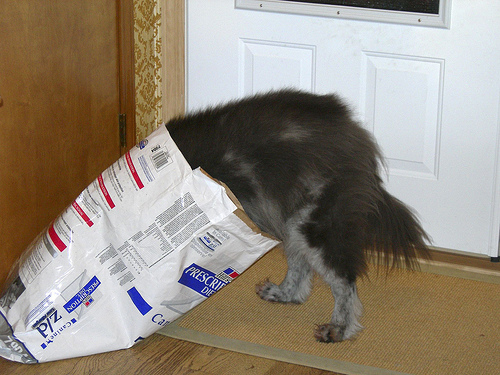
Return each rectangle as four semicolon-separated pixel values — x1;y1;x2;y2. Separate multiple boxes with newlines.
0;125;279;363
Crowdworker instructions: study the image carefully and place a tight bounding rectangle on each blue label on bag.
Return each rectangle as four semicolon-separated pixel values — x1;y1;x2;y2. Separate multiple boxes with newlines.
63;276;101;313
178;263;239;297
127;287;153;315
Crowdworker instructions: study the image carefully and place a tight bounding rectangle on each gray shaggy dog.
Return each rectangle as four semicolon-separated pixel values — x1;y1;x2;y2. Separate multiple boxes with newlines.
166;89;430;342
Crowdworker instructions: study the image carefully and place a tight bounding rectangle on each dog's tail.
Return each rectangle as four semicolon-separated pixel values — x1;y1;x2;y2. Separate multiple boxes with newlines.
366;189;431;271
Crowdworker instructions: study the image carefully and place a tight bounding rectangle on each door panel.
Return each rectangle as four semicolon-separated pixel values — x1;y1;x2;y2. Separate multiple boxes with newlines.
360;52;444;180
186;0;500;257
239;38;316;94
0;1;123;284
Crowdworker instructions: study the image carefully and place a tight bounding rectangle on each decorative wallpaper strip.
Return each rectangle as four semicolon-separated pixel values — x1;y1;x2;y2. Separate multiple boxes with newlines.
134;0;163;142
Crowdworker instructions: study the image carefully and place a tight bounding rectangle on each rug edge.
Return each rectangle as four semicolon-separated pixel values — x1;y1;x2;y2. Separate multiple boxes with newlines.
158;322;411;375
419;260;500;284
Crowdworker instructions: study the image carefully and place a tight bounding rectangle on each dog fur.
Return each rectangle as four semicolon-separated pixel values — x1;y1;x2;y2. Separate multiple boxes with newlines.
166;89;430;343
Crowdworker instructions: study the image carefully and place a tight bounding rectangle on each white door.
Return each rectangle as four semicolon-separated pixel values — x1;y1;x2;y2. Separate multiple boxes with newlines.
185;0;500;258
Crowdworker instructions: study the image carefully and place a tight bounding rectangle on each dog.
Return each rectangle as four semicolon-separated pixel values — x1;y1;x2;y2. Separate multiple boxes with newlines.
166;89;431;343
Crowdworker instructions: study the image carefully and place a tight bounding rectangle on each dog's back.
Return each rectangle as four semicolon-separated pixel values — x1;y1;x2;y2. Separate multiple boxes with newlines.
167;91;376;228
167;89;430;342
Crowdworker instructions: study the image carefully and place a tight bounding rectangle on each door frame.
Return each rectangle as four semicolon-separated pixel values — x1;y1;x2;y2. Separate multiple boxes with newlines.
162;0;186;121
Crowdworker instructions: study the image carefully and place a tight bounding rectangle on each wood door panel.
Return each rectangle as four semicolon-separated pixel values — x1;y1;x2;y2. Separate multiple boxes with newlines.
0;1;122;284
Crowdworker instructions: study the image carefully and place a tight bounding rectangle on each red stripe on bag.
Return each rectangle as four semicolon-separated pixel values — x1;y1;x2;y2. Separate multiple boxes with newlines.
72;201;94;227
125;151;144;189
48;222;67;252
97;174;115;209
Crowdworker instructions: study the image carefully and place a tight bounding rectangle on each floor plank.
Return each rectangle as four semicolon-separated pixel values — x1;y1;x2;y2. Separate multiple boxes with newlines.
0;334;340;375
428;248;500;272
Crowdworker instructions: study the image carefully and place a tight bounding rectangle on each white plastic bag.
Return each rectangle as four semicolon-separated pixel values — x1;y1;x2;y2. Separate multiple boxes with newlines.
0;125;279;363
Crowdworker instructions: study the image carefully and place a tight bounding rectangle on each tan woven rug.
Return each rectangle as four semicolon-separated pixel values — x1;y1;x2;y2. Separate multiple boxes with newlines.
159;246;500;375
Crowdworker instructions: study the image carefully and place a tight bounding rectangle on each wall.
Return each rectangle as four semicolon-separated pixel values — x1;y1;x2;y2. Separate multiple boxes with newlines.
133;0;163;141
133;0;184;142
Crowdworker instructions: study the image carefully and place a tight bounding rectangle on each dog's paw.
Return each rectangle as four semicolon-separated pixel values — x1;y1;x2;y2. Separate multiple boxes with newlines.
314;324;346;343
255;279;286;303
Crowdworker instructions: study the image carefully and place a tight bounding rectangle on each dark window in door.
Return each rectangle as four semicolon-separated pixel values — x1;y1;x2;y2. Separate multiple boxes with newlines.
281;0;440;14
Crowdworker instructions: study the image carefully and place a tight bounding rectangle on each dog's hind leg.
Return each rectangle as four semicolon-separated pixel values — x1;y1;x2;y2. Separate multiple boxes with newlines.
313;267;363;342
256;219;364;342
255;206;315;304
300;182;371;342
256;242;313;304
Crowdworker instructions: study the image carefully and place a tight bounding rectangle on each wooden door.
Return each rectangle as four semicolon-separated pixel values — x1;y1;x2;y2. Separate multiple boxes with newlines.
0;0;135;285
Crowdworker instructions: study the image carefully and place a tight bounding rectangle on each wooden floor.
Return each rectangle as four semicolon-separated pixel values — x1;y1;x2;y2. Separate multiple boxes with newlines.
426;247;500;272
0;334;339;375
